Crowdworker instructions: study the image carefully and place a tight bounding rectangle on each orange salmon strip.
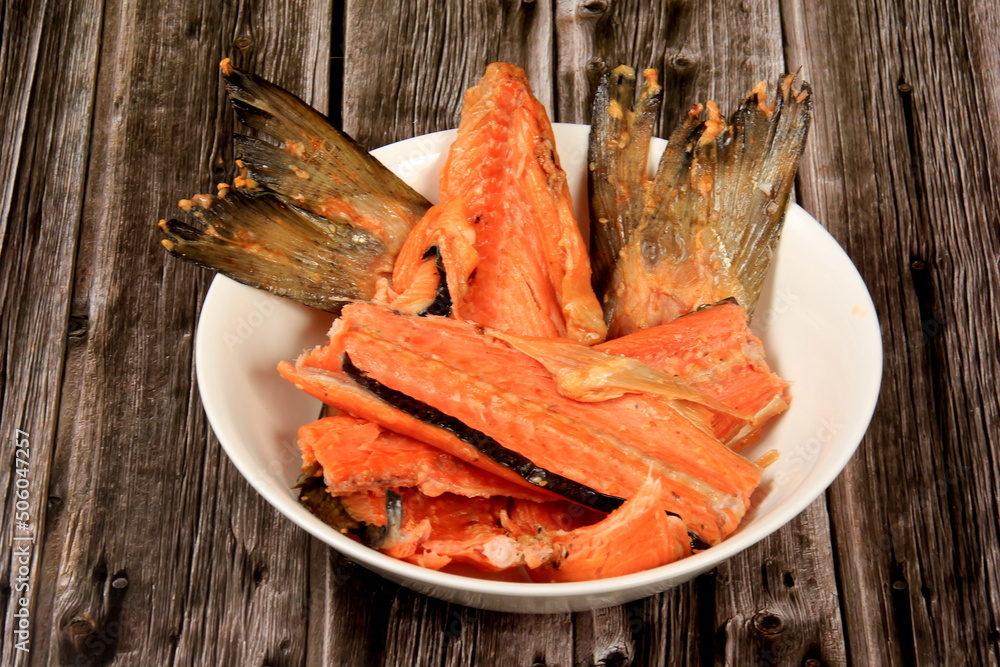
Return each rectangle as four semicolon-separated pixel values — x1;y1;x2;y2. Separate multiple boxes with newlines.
596;301;788;450
530;477;692;583
279;360;560;504
334;302;761;544
389;63;607;345
298;416;556;501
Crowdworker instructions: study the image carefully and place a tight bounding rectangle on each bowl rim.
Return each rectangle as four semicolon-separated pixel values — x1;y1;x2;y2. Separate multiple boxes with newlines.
196;123;883;599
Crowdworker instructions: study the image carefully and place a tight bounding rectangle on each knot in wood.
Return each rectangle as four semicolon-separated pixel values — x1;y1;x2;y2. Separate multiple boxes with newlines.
63;613;96;638
235;36;253;49
669;53;697;71
67;316;89;338
752;611;784;635
578;0;610;17
587;57;606;73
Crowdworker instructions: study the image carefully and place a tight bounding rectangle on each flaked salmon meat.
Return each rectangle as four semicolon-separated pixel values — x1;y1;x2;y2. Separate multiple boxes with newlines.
295;302;762;545
335;479;687;580
387;63;608;345
298;416;555;501
596;300;789;450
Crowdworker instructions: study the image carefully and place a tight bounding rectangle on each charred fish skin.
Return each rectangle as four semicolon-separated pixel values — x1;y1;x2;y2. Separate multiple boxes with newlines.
359;489;405;548
340;354;627;514
589;67;812;335
158;60;431;312
416;246;453;317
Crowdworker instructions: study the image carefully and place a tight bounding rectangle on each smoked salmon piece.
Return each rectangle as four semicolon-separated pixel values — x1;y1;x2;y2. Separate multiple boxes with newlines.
388;63;607;344
596;301;788;449
530;478;691;583
339;489;599;572
298;416;555;502
327;302;761;545
278;358;573;504
337;479;688;580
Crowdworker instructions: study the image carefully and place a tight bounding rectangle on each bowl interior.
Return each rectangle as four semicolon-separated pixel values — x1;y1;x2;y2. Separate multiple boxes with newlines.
195;124;882;606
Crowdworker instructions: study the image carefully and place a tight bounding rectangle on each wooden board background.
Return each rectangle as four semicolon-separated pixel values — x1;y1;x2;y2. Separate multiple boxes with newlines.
1;0;998;664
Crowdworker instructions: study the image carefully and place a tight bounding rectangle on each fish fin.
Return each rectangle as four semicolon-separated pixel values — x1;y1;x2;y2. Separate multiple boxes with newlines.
713;74;813;311
220;60;430;254
159;188;386;312
589;66;663;299
590;69;812;331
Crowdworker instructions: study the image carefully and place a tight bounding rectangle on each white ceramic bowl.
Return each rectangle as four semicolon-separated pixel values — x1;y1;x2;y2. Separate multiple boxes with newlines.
195;124;882;613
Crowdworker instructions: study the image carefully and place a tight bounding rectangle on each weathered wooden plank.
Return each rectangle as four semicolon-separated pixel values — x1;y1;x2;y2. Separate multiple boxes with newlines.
471;610;574;666
572;604;634;666
0;0;103;664
782;0;1000;664
715;500;847;666
29;1;331;665
6;2;997;666
554;0;607;124
342;0;554;149
632;583;706;667
306;545;401;666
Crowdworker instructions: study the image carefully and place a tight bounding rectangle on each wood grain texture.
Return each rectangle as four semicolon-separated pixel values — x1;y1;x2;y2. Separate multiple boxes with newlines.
580;0;794;130
782;0;1000;664
0;0;103;664
715;501;846;666
343;0;554;149
2;0;999;664
14;1;331;665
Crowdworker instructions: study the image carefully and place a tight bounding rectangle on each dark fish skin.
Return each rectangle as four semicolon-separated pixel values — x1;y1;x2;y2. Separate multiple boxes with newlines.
589;68;813;336
340;353;626;513
298;474;361;531
416;246;452;317
359;489;405;548
159;187;385;313
158;60;431;311
299;472;403;547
